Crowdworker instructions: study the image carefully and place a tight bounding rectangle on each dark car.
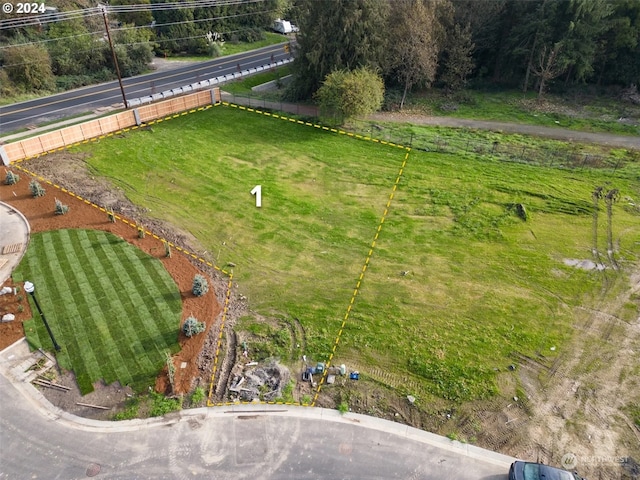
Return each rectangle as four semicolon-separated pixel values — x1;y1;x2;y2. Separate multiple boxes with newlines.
509;461;585;480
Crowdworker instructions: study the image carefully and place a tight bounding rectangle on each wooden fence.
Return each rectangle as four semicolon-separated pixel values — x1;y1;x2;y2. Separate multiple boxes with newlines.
1;88;220;164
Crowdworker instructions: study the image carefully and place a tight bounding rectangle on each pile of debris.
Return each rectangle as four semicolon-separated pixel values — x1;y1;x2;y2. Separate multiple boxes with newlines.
229;359;290;402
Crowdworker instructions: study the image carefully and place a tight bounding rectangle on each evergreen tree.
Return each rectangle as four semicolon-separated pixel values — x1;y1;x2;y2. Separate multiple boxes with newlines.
439;22;475;92
111;0;154;26
288;0;388;100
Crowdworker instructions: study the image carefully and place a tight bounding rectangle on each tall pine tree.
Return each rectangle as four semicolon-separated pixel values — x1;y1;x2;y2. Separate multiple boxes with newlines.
288;0;388;100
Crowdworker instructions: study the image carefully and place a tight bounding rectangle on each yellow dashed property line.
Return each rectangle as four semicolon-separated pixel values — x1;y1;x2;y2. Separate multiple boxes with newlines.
10;99;409;409
14;160;237;406
207;271;234;406
218;102;412;151
10;164;229;280
12;100;219;166
311;149;411;407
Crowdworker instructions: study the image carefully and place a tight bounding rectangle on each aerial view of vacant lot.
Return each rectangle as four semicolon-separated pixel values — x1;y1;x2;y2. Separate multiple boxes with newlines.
1;0;639;478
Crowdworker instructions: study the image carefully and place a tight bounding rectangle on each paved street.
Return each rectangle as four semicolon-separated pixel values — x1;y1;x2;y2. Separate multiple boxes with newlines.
0;340;512;480
0;43;291;134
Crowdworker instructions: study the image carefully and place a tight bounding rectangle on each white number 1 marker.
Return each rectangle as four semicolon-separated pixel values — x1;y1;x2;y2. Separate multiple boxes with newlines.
251;185;262;207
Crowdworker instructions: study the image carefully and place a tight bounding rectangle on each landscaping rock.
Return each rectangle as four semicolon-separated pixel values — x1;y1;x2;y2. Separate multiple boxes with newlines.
2;313;15;322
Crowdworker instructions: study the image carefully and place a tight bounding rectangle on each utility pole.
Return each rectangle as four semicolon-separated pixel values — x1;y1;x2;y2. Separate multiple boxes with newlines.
101;5;128;108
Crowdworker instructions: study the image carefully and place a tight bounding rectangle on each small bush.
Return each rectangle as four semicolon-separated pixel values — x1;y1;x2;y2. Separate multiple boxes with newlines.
190;386;206;405
4;170;20;185
137;227;145;238
192;274;209;297
29;179;45;197
149;391;182;417
338;401;349;415
182;316;206;337
112;397;140;421
54;198;69;215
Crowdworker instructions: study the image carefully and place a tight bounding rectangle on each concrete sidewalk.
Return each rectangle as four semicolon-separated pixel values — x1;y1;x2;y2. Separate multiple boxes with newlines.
0;201;30;285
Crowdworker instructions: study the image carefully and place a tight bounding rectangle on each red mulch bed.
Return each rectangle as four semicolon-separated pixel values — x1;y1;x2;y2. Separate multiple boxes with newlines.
0;171;221;395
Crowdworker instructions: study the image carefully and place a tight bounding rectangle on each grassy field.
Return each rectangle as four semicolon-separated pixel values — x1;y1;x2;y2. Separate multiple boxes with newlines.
161;32;287;61
222;65;292;96
69;105;640;402
13;229;182;394
401;89;640;137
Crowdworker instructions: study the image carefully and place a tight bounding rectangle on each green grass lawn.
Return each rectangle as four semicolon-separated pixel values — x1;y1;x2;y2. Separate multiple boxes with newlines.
221;65;292;96
161;32;287;61
14;229;182;394
66;105;640;403
402;88;640;137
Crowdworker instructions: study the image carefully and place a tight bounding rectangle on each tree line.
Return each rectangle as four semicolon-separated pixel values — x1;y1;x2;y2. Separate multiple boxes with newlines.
0;0;283;96
1;0;638;104
288;0;640;104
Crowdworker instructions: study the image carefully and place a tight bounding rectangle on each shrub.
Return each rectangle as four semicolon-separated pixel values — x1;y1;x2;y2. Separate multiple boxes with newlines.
137;227;145;238
29;180;46;197
4;170;20;185
54;198;69;215
192;274;209;297
190;386;206;405
182;316;206;337
112;397;140;421
149;391;182;417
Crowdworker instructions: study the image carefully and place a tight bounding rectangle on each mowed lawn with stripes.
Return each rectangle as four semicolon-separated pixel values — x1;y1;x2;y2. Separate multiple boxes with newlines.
13;229;182;394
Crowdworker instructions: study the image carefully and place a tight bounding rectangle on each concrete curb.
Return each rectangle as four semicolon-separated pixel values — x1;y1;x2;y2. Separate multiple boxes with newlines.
0;337;515;468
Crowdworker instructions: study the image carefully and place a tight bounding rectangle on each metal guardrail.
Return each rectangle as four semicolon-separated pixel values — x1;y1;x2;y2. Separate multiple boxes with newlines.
127;58;294;108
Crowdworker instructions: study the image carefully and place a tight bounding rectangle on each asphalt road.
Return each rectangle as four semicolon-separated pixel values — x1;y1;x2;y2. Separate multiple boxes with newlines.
0;42;291;134
0;343;513;480
0;378;510;479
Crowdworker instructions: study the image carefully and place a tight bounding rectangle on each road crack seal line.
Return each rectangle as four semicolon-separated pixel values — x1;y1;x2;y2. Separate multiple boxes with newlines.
312;148;411;406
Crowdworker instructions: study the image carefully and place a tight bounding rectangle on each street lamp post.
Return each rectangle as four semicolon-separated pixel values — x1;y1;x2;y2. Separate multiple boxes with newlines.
24;281;61;352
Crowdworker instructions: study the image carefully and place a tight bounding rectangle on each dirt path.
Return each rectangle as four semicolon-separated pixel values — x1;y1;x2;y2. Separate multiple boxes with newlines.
368;112;640;150
509;270;640;479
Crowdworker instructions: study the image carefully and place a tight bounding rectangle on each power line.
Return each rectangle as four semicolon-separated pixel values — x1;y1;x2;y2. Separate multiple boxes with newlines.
0;0;269;29
0;25;275;69
109;0;266;12
0;7;274;50
0;8;103;30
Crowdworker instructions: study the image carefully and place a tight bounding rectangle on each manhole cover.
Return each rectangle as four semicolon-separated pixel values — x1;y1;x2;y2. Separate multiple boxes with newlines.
86;463;101;477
